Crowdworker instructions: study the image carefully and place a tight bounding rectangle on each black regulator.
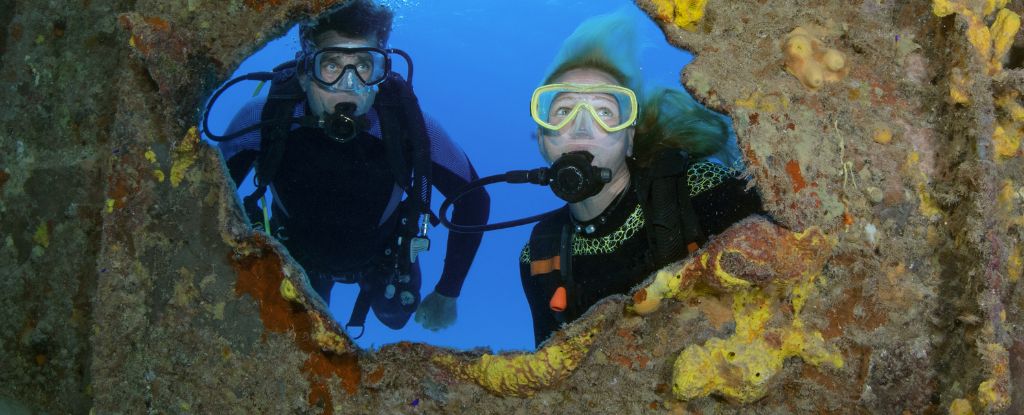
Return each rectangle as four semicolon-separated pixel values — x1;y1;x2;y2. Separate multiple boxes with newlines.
322;102;360;143
439;151;612;233
547;151;613;203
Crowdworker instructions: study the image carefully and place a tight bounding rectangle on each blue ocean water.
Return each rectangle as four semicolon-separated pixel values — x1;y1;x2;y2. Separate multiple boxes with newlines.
204;0;695;352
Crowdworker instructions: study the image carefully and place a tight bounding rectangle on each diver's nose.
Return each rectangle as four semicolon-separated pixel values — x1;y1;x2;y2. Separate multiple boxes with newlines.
339;68;358;90
570;111;596;138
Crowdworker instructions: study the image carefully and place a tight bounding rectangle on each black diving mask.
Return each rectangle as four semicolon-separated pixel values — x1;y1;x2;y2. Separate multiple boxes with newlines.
200;49;415;144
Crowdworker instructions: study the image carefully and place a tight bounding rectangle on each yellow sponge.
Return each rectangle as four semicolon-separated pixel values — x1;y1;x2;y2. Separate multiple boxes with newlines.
783;27;849;90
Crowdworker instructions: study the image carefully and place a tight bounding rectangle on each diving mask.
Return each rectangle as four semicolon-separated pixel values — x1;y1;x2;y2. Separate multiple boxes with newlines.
531;83;638;133
305;46;391;94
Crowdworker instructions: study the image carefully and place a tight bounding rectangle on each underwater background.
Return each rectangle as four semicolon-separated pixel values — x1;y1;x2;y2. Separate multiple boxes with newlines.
205;0;695;351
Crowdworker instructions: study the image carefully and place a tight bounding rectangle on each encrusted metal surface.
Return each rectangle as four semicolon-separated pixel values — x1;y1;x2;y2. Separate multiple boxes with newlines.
1;0;1022;413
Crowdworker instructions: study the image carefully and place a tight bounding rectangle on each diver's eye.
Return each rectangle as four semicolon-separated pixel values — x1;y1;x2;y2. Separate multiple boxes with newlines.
323;62;340;73
554;107;572;117
596;107;615;119
357;62;371;72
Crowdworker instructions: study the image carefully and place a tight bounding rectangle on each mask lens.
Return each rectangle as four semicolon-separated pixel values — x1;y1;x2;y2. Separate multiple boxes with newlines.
546;92;576;126
532;84;637;132
312;48;387;86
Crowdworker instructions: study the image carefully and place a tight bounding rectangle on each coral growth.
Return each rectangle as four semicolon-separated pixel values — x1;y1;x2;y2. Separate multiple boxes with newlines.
630;218;842;402
231;237;357;414
872;126;894;145
432;325;601;397
933;0;1021;124
994;92;1023;158
672;287;844;403
782;27;849;90
650;0;708;31
977;342;1011;411
906;151;944;219
933;1;1020;75
950;398;976;415
170;127;200;187
632;219;834;315
734;91;790;113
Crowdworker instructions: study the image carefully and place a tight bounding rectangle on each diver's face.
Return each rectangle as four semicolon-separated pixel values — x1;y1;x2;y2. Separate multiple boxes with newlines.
300;31;379;117
537;68;634;177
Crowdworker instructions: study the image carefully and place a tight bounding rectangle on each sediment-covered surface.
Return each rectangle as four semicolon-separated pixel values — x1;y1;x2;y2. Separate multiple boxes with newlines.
1;0;1022;413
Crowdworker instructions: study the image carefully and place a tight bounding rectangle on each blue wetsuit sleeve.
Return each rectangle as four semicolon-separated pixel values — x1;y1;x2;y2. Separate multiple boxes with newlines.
217;97;266;185
423;114;490;298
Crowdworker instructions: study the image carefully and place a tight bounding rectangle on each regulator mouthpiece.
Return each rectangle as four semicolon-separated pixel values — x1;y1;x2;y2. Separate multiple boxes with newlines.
322;102;358;143
549;151;612;203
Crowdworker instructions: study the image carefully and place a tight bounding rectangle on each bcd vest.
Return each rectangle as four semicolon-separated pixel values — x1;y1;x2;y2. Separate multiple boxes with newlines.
251;62;434;335
527;149;706;317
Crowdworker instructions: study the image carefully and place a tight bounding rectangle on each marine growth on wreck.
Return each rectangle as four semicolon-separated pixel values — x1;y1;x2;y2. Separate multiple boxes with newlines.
1;0;1023;414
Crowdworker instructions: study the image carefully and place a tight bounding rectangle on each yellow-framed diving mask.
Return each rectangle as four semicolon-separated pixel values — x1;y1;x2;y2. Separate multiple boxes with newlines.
530;83;638;133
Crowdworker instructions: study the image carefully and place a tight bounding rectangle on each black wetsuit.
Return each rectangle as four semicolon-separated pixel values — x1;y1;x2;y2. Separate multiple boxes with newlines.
519;159;763;346
221;97;489;329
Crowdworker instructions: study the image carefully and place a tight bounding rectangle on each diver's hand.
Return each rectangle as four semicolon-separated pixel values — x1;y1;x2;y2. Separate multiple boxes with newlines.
414;291;457;331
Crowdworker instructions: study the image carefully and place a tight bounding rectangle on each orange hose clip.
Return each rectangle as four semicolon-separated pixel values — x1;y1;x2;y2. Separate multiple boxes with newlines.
549;286;567;312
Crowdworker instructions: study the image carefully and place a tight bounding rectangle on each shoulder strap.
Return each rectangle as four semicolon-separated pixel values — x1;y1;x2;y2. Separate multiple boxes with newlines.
638;149;706;268
528;207;575;316
375;95;413;191
528;208;569;276
374;73;432;217
255;62;305;192
240;62;307;226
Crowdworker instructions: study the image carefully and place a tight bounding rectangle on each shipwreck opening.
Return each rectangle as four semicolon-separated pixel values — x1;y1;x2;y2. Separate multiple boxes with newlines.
16;0;1016;412
201;0;769;354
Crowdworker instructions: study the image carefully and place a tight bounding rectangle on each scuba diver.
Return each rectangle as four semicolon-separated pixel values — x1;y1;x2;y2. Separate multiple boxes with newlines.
206;0;489;335
514;12;764;347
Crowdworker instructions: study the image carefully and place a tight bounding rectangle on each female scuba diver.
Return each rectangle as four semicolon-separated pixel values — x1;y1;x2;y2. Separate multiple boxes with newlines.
518;11;765;347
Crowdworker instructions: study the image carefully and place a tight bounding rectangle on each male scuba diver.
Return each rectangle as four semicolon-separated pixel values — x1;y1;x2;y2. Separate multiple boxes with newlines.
208;0;489;335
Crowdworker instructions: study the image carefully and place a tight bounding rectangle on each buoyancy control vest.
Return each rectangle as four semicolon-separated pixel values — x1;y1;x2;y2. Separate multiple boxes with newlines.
223;60;435;335
526;149;705;317
253;60;432;237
